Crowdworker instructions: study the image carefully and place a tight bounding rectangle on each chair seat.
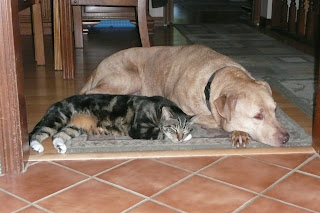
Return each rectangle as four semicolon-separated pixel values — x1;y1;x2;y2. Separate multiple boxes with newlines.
72;0;150;48
54;0;150;79
71;0;139;6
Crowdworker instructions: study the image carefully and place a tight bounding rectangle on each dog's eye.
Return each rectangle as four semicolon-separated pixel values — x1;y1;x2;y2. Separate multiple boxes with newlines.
254;113;263;120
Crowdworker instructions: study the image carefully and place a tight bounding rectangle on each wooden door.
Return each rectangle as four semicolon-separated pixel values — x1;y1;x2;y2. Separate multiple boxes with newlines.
312;14;320;154
314;75;320;153
0;0;29;174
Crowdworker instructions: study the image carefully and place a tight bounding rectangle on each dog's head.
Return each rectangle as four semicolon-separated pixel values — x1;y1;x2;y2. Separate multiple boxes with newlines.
213;80;289;147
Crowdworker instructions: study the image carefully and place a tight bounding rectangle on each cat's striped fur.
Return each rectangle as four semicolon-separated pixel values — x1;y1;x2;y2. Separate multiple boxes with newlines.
29;94;195;153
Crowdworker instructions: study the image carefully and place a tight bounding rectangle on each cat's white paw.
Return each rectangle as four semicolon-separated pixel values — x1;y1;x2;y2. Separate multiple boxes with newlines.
52;138;67;154
184;134;192;141
30;141;44;153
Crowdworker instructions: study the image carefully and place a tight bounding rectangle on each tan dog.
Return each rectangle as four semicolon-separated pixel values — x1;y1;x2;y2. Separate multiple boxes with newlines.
80;45;289;147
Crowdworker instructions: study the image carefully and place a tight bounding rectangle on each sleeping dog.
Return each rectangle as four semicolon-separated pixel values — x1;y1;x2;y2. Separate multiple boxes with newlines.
80;45;289;147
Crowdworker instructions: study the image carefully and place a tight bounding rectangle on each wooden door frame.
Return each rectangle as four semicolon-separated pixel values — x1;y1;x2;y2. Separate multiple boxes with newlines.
312;14;320;154
0;0;29;175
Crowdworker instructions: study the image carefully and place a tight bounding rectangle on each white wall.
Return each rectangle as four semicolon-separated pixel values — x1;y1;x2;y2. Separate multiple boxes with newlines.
260;0;273;19
261;0;300;19
149;0;164;17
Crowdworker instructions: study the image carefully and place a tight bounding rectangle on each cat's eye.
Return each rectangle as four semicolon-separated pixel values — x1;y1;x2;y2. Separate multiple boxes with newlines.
183;129;192;134
163;126;176;134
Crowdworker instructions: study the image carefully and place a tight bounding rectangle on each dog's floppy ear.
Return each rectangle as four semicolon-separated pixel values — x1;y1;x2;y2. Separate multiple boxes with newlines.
256;80;272;95
213;95;238;122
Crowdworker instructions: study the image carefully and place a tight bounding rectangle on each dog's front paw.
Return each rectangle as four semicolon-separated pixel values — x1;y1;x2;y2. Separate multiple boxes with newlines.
231;131;250;147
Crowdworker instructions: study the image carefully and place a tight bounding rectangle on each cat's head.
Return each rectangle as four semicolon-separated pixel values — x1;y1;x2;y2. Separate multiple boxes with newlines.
160;106;196;143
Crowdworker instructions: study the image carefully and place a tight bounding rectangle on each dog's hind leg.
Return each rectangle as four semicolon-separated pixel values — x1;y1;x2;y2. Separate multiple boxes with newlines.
84;85;116;94
85;80;141;95
81;71;142;95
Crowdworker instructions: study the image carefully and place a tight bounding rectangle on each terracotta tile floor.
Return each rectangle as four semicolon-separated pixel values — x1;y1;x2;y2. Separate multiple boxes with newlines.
1;153;320;213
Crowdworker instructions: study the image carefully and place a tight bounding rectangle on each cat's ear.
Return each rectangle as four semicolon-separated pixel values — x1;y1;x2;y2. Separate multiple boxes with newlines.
161;107;174;120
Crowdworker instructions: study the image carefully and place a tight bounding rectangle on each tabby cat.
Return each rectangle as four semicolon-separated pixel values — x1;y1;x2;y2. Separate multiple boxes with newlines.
29;94;195;153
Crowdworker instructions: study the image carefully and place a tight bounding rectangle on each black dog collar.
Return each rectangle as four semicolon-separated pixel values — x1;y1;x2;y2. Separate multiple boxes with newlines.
204;67;229;111
204;72;216;111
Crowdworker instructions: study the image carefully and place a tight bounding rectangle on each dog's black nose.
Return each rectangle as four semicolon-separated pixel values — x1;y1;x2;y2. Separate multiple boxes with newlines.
279;132;290;144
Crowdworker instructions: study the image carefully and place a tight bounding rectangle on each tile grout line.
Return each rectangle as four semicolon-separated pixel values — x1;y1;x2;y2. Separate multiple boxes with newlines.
29;160;136;209
145;199;187;213
242;155;304;170
150;159;202;173
30;160;136;201
91;159;136;177
93;176;149;199
152;155;262;196
295;169;320;179
196;173;259;195
232;193;317;213
0;187;32;205
242;153;320;180
50;158;134;178
151;155;231;196
232;153;318;213
12;205;33;213
121;198;187;213
92;176;186;213
13;204;54;213
152;155;230;173
258;194;318;213
32;178;91;205
149;156;231;198
146;157;233;208
48;161;92;178
120;172;195;213
122;156;231;213
43;159;185;212
21;161;41;173
14;153;316;212
0;188;53;213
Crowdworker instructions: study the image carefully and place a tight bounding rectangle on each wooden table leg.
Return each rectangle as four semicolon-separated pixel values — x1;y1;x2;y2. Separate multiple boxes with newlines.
73;5;84;48
164;0;173;26
58;0;75;79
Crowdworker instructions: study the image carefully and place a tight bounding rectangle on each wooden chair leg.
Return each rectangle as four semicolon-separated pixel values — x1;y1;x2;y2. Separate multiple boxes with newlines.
59;0;75;79
53;0;62;70
31;2;45;65
73;6;83;48
164;0;173;26
137;0;150;47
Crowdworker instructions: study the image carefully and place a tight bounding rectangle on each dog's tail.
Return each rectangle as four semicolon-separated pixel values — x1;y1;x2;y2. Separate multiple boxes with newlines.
79;69;98;94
